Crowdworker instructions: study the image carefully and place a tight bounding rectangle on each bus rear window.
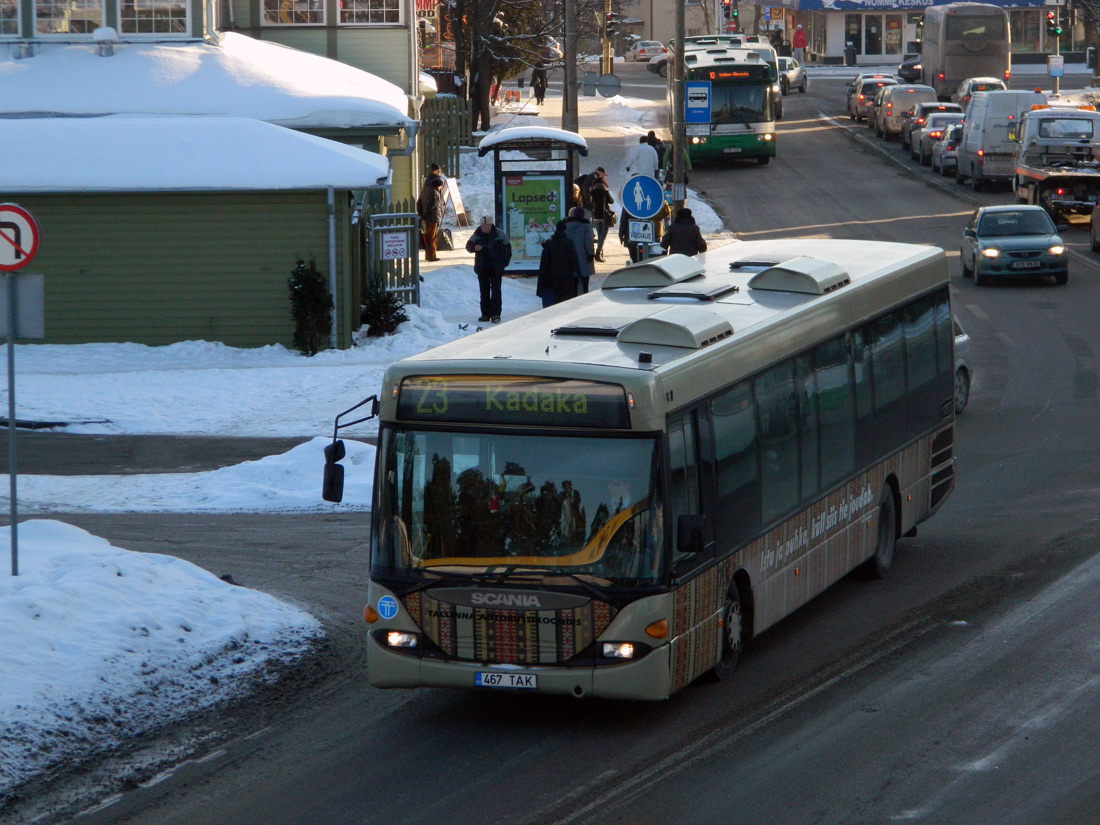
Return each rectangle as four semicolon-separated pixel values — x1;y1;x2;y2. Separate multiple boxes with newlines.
945;16;1006;40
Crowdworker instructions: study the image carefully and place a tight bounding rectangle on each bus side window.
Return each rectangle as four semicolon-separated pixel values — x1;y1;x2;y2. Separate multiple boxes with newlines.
755;360;799;525
710;382;761;548
667;415;704;569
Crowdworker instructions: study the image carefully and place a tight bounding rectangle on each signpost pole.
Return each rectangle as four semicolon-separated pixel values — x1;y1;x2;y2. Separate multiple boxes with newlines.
7;273;17;576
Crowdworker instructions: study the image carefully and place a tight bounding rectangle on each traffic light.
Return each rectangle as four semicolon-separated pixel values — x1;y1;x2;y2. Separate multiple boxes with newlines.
1046;9;1062;38
605;11;618;37
722;0;732;19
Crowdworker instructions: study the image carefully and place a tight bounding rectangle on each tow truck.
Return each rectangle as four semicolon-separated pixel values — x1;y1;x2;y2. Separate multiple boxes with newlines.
1014;104;1100;219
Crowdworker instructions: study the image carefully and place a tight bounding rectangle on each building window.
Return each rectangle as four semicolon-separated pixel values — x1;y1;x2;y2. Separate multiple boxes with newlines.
120;0;187;34
864;13;882;55
885;14;902;55
2;0;18;35
844;14;862;55
263;0;324;25
37;0;103;34
340;0;401;25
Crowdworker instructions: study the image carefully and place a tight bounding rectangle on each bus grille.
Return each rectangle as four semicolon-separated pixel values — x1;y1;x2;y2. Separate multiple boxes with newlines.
402;591;616;665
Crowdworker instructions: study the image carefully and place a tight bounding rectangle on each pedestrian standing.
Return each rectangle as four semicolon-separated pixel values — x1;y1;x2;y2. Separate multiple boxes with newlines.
536;221;581;307
589;167;615;262
660;208;707;257
422;162;443;190
793;24;807;63
563;206;596;294
662;144;692;186
618;202;647;264
625;136;660;179
417;176;447;262
531;62;548;105
645;130;667;161
465;216;512;322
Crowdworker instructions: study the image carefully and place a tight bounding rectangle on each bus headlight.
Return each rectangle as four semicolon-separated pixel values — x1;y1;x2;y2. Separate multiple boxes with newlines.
690;136;706;144
763;133;774;141
602;642;636;659
386;631;419;648
1049;244;1066;255
980;248;1001;258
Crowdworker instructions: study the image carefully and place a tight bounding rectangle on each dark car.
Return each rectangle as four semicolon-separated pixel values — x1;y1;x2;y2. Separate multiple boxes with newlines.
898;54;921;83
961;205;1069;286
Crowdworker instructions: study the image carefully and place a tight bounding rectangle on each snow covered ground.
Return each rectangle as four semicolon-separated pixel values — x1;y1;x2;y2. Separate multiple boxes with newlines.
0;90;728;803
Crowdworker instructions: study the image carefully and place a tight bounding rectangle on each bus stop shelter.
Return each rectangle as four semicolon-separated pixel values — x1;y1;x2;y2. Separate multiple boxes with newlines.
477;127;588;274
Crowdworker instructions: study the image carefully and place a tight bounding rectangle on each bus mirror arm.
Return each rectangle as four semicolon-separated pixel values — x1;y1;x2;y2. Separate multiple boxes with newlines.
321;395;380;504
677;514;706;554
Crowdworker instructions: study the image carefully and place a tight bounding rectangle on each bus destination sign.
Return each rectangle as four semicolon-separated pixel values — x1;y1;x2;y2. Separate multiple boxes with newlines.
397;376;631;428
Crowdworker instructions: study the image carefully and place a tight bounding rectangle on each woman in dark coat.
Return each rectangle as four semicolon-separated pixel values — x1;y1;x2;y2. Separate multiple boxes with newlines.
563;206;596;294
660;208;708;257
536;221;581;307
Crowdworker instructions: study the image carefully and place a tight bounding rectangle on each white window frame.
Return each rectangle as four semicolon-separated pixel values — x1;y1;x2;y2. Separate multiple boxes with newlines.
261;0;326;27
118;0;190;36
35;0;105;36
339;0;403;27
1;0;20;37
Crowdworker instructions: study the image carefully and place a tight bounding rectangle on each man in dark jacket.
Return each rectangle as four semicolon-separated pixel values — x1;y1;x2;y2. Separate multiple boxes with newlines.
536;221;581;307
660;208;708;257
417;177;447;261
563;206;596;294
466;216;512;322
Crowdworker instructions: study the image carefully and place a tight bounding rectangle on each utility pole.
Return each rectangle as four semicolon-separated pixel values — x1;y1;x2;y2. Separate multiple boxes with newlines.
562;0;579;133
671;0;686;211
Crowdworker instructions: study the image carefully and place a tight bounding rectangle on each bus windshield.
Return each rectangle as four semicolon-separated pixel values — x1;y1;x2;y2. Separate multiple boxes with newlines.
711;83;773;124
374;429;664;586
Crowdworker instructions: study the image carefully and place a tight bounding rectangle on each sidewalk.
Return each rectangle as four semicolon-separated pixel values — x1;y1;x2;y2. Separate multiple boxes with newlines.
418;83;729;285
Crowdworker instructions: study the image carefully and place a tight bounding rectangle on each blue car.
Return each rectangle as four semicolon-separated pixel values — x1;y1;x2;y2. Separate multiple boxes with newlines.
961;205;1069;286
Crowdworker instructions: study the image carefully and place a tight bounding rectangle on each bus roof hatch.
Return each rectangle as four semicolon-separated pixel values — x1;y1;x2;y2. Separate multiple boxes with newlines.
617;306;733;349
602;255;705;289
747;256;851;295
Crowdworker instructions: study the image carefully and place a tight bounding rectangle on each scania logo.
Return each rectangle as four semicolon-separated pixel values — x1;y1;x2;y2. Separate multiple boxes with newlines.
469;592;542;608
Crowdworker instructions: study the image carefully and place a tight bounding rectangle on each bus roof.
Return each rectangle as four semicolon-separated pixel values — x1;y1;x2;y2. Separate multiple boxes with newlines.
382;239;947;429
923;1;1008;16
684;47;768;70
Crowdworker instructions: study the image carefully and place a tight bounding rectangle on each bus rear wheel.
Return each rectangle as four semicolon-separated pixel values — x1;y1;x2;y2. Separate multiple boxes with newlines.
710;589;743;681
862;487;897;579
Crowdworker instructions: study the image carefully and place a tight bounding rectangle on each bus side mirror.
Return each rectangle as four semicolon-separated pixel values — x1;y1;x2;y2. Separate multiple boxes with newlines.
677;514;706;554
322;439;346;503
964;228;976;237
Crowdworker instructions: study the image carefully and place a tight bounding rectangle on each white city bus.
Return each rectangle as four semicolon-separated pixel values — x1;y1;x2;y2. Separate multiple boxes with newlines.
921;2;1010;99
324;238;957;701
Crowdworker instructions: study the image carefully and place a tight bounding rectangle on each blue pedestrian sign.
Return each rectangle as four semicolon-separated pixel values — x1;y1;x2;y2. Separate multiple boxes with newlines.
685;81;711;124
620;175;665;220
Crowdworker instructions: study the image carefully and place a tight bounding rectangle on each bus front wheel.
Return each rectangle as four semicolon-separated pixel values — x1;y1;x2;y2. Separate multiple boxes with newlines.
710;589;744;681
862;487;897;579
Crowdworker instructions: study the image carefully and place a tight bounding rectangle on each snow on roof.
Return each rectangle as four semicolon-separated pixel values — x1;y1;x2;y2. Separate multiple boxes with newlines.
0;32;412;130
1;116;391;192
477;125;589;156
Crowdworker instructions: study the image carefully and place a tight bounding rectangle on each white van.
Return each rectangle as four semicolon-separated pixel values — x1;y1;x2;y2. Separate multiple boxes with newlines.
956;89;1046;191
875;84;937;139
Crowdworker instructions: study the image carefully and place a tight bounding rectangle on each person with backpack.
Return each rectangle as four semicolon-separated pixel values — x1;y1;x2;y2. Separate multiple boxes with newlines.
466;216;512;322
660;208;707;257
536;221;581;307
563;206;596;294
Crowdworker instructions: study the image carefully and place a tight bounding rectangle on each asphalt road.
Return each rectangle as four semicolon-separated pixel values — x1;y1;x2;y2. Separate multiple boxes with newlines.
9;65;1100;825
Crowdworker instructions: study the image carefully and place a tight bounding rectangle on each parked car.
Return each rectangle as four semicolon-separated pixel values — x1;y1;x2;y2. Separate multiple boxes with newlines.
900;101;963;151
952;76;1007;110
960;205;1069;286
848;75;896;121
777;56;808;94
913;112;964;164
953;316;973;415
897;54;922;83
626;40;666;63
931;122;964;175
541;37;563;61
875;84;938;140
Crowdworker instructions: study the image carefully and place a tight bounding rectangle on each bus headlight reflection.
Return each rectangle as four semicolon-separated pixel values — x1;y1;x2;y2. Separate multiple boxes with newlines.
386;631;419;648
602;642;635;659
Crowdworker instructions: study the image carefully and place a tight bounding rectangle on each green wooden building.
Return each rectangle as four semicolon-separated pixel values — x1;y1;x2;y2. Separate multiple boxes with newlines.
4;116;391;349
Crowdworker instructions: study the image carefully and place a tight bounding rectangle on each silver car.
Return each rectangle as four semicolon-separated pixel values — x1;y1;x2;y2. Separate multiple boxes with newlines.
912;112;964;165
953;317;972;414
960;205;1069;287
931;123;964;176
777;56;807;95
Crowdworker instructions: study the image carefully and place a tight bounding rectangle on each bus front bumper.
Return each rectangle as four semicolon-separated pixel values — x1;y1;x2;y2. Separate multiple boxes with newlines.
367;634;673;701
